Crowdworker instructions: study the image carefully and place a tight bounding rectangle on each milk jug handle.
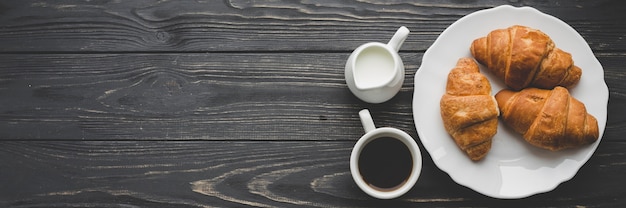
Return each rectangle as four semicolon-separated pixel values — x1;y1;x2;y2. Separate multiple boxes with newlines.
387;26;410;52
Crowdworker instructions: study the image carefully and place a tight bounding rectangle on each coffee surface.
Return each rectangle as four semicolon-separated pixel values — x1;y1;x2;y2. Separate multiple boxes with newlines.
358;137;413;191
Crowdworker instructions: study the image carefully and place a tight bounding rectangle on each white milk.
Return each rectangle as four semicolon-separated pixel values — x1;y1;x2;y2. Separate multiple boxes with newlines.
354;46;395;88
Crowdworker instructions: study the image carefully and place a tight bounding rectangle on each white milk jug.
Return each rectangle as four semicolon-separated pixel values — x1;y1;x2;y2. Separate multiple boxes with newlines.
345;26;410;103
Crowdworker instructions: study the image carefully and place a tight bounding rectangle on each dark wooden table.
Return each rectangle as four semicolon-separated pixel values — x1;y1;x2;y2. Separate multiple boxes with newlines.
1;0;624;207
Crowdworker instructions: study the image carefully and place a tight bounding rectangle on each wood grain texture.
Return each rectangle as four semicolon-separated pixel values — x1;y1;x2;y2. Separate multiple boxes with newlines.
0;0;624;52
0;53;419;141
1;141;625;207
1;53;623;141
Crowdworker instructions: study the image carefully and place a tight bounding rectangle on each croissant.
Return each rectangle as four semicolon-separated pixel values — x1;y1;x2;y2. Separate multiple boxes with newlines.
440;58;499;161
471;25;582;90
495;87;599;151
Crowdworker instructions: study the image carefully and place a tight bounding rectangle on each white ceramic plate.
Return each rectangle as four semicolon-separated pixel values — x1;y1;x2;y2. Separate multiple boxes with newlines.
413;5;608;199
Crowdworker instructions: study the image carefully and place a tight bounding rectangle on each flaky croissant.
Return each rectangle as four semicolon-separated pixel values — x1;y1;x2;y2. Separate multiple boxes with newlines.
471;25;582;90
496;87;599;151
440;58;498;161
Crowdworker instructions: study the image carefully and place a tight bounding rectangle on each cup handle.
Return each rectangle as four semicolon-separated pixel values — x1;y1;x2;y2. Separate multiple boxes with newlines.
359;109;376;133
387;26;410;52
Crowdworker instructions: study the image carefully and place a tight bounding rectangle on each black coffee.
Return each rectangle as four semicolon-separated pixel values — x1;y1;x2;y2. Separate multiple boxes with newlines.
358;137;413;191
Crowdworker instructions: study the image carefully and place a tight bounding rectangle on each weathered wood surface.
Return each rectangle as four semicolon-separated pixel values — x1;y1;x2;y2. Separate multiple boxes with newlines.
1;0;625;207
1;141;625;207
0;0;624;52
0;52;416;141
0;53;624;141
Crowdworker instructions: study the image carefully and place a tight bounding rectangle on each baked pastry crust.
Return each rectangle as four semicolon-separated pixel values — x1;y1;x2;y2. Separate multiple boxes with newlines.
440;58;499;161
471;25;581;90
495;87;599;151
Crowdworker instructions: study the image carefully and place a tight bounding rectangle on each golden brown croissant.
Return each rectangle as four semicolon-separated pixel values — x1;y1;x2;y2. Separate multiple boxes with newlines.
440;58;498;161
471;25;582;90
495;87;599;151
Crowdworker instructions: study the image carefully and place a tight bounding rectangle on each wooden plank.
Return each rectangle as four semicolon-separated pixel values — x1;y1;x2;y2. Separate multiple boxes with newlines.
0;0;624;52
0;140;624;207
0;53;419;141
1;53;623;141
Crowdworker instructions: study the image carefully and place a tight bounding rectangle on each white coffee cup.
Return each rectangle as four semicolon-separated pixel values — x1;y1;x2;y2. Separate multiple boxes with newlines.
345;26;410;103
350;109;422;199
